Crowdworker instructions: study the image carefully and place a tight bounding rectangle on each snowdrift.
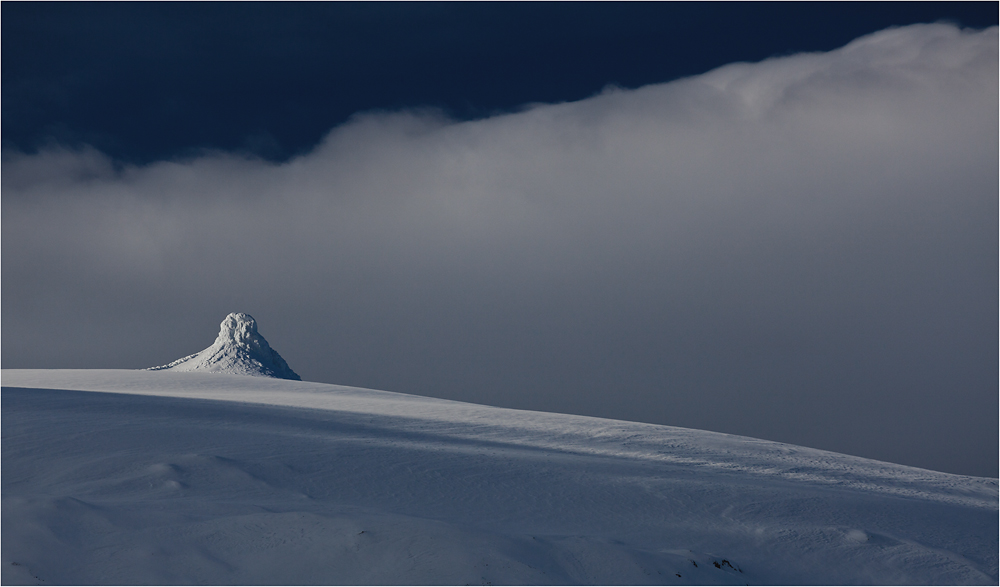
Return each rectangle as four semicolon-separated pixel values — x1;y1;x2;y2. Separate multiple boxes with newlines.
2;369;997;585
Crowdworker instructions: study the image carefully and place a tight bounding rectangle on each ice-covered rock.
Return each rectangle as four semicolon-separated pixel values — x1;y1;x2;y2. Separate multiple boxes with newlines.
148;313;300;380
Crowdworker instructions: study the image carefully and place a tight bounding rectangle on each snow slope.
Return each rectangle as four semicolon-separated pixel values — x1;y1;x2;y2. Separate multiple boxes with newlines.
147;313;300;380
2;369;997;585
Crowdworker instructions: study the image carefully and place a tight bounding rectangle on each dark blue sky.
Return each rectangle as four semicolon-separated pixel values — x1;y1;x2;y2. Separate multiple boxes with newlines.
4;2;997;163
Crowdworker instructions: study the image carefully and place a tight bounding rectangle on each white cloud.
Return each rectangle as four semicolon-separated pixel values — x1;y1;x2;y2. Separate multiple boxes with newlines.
3;23;997;475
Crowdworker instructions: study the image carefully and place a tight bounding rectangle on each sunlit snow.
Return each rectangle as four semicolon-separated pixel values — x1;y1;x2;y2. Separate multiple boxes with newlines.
148;313;300;380
2;368;996;585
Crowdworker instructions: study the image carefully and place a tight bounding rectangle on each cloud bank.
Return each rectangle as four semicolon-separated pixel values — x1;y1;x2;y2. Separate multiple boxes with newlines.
3;24;997;476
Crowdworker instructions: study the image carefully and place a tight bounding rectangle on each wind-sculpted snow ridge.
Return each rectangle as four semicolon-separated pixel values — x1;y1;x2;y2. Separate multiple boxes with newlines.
2;369;997;586
148;312;300;380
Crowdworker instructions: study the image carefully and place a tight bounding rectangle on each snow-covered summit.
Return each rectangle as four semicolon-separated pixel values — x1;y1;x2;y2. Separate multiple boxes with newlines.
148;313;300;380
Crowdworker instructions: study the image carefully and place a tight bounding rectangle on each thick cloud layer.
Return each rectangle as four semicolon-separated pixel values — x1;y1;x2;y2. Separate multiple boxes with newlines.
4;24;997;476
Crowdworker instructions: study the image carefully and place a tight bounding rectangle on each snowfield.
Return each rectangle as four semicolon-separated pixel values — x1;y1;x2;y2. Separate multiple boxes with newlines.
2;369;997;585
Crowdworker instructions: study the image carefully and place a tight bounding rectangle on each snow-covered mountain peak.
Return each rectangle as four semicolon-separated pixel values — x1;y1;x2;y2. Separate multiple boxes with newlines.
148;313;300;380
215;312;260;346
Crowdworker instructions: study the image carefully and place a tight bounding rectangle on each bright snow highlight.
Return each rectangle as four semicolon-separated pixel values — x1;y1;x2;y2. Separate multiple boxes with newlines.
148;312;300;380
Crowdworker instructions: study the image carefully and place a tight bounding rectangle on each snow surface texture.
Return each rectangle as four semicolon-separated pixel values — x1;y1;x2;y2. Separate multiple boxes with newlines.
148;313;300;380
2;370;997;585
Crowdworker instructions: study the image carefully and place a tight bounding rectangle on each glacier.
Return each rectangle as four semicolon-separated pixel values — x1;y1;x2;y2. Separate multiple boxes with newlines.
2;369;997;585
